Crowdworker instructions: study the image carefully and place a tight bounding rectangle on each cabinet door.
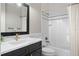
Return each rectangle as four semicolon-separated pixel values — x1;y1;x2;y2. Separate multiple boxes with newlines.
31;49;42;56
2;46;29;56
29;41;42;53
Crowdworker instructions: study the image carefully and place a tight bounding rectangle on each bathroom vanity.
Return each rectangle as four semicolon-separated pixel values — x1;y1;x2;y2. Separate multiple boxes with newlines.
1;3;42;56
1;38;42;56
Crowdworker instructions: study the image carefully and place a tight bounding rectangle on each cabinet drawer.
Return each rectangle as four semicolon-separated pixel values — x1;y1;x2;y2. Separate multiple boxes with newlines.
29;41;42;53
2;46;28;56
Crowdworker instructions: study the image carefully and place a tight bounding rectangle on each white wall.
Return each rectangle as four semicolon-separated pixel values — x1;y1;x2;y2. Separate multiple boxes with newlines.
1;4;6;32
29;4;41;33
68;4;79;56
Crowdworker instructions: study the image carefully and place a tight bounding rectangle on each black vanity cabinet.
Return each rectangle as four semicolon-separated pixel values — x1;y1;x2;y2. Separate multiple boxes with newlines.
29;41;42;56
1;46;29;56
1;41;42;56
31;49;42;56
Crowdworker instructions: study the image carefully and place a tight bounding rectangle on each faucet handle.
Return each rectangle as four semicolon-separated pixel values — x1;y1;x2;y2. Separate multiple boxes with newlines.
45;37;48;40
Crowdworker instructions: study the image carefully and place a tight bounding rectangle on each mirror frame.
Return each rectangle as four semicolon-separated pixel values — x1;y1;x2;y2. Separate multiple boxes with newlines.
1;3;29;36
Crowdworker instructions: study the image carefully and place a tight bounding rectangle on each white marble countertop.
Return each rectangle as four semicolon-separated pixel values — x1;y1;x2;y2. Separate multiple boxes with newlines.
1;37;42;55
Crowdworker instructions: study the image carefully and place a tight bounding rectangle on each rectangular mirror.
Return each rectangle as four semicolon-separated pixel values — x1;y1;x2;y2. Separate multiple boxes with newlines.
1;3;29;36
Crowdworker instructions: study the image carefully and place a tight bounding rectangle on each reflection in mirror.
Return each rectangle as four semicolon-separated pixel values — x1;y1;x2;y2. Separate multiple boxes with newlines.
1;3;27;32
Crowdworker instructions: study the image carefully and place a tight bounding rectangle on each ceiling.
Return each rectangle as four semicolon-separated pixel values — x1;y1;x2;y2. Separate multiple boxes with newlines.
29;3;71;17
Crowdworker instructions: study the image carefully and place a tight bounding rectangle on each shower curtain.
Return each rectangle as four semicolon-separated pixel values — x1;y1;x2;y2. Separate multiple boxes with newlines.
48;15;70;55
